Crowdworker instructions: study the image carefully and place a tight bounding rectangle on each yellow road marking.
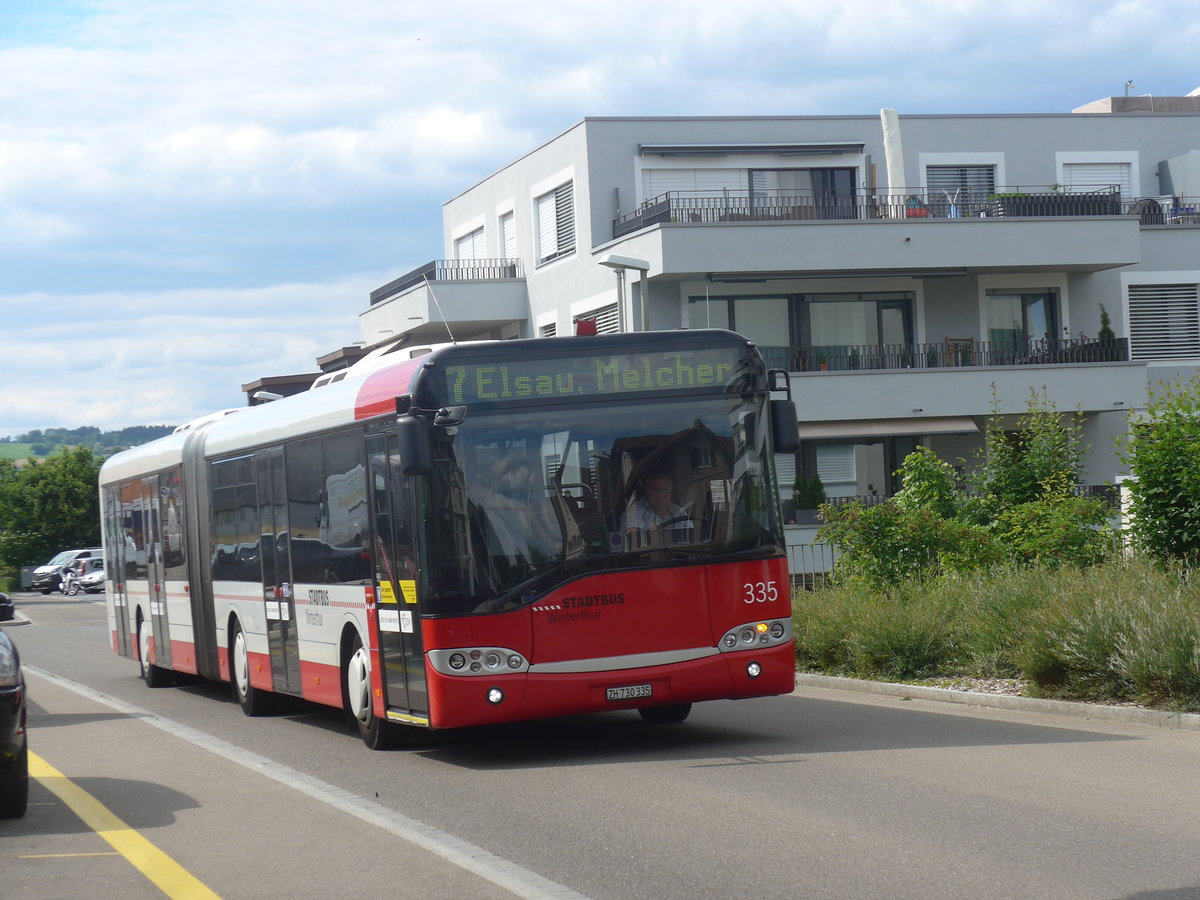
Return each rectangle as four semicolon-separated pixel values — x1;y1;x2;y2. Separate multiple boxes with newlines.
29;752;222;899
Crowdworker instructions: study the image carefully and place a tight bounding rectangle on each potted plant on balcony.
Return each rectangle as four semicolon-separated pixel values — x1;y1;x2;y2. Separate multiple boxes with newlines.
848;346;861;370
817;354;829;371
926;345;939;368
792;474;826;524
1098;304;1118;361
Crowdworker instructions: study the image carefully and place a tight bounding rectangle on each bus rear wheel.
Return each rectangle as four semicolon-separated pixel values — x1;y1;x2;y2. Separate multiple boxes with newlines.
343;635;404;750
230;621;274;716
638;703;692;724
137;617;172;688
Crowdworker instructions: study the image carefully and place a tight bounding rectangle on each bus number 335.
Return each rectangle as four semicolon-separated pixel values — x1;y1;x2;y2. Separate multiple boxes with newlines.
743;581;779;603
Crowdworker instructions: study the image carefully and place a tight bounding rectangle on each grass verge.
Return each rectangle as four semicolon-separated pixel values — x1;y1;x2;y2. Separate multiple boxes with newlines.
793;556;1200;713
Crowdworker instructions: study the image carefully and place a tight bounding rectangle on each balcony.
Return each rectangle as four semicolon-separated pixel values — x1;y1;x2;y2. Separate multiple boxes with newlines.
760;337;1129;373
611;186;1189;239
370;258;524;305
363;258;527;344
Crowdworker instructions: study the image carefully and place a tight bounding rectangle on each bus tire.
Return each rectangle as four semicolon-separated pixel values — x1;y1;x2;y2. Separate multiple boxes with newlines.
230;621;273;716
137;616;172;688
343;634;404;750
637;703;692;724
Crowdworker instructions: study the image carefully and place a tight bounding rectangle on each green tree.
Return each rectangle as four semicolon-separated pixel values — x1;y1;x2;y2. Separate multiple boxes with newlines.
1121;375;1200;564
0;447;102;579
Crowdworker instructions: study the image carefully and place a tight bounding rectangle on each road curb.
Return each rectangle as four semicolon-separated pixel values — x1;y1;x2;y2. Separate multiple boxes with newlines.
794;672;1200;731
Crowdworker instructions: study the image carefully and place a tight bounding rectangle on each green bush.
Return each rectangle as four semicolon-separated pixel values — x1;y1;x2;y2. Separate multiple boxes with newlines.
991;477;1112;569
1121;376;1200;564
818;448;1002;588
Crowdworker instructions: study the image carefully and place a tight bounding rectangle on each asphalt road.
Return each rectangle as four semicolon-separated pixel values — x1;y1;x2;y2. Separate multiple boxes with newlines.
3;591;1200;900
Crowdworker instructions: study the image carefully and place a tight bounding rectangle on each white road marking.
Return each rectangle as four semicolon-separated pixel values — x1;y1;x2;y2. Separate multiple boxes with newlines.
26;665;591;900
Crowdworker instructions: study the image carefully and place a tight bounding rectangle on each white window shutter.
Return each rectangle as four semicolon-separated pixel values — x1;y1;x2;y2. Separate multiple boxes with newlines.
536;192;557;262
1062;162;1132;201
591;303;619;334
500;212;516;259
1128;283;1200;359
454;227;484;261
816;444;856;485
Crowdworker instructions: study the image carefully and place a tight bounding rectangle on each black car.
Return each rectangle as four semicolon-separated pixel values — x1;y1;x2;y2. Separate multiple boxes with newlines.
0;593;28;818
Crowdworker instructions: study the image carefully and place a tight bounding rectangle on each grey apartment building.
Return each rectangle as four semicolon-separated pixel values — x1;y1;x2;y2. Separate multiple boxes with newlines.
283;92;1200;562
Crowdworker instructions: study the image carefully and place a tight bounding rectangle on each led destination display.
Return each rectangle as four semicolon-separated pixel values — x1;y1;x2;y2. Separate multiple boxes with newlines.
441;346;748;406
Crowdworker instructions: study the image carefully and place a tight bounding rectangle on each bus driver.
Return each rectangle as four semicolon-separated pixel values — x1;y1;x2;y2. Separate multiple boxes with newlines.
621;473;692;547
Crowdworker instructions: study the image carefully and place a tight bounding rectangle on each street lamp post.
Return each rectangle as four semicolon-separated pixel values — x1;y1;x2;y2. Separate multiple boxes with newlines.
598;254;651;332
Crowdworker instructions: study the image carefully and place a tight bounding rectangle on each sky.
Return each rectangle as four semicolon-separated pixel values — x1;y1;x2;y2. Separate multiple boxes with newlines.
1;0;1197;438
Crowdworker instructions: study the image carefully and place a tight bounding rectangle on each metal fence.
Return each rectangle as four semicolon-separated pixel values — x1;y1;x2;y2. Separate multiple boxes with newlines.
611;185;1200;238
758;337;1128;374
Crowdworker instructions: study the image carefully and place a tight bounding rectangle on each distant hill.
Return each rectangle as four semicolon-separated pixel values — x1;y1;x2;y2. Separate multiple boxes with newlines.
0;425;176;458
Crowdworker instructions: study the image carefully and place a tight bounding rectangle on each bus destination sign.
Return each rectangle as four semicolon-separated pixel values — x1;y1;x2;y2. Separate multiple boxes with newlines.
442;347;747;406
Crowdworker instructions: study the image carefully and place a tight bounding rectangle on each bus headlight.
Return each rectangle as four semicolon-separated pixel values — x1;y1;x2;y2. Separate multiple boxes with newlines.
747;662;762;678
717;619;792;654
429;647;529;676
487;688;505;704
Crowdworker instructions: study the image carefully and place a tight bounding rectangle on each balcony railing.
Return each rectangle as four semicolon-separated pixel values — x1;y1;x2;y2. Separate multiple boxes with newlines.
759;337;1129;373
612;185;1200;238
785;484;1120;523
370;258;524;305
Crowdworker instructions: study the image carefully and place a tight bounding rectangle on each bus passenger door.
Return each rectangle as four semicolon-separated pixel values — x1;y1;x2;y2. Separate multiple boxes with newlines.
106;486;133;658
143;475;172;670
367;434;428;719
258;449;301;694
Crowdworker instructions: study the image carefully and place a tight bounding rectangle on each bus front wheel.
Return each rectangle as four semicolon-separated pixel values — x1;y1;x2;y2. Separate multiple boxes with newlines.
638;703;692;724
343;635;404;750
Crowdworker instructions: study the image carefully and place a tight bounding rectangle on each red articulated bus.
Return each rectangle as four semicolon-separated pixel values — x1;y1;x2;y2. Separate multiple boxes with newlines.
99;329;800;748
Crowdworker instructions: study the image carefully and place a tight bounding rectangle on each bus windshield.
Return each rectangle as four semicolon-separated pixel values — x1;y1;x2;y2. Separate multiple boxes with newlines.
419;391;782;616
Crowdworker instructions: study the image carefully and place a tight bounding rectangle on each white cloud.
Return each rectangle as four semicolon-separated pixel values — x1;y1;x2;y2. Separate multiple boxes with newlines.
0;278;374;433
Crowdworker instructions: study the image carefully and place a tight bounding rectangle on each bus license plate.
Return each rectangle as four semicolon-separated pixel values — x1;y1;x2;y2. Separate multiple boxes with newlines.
607;684;652;701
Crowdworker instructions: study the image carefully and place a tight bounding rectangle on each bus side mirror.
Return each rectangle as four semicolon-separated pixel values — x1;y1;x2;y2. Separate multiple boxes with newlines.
396;417;433;476
770;399;800;453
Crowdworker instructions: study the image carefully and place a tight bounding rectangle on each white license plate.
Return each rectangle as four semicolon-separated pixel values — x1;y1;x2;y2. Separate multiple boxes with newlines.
606;683;652;701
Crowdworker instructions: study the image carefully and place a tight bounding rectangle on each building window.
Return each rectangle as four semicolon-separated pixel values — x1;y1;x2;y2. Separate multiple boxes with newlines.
925;164;995;216
499;211;516;259
1128;283;1200;359
454;227;484;261
750;168;857;219
535;182;575;264
539;322;557;338
985;289;1060;349
688;291;913;372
